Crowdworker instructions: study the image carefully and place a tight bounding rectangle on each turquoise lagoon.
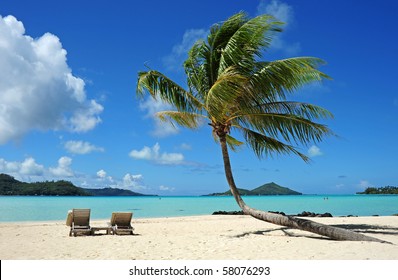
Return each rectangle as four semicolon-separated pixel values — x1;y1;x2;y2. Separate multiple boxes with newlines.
0;195;397;222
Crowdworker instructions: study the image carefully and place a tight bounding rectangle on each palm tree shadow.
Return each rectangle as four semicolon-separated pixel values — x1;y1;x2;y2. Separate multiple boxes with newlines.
331;224;398;236
233;227;327;240
232;224;398;242
234;228;285;238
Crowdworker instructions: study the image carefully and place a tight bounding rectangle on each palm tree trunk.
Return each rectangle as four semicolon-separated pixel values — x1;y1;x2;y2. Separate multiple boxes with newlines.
219;136;387;243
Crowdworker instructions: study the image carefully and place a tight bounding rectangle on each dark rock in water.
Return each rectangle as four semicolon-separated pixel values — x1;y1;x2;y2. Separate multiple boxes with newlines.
213;210;333;217
372;214;379;216
268;211;286;216
212;211;244;215
346;215;358;217
297;211;333;217
392;214;398;216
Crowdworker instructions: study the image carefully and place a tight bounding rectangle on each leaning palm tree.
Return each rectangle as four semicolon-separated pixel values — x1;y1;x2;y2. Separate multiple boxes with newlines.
137;12;384;242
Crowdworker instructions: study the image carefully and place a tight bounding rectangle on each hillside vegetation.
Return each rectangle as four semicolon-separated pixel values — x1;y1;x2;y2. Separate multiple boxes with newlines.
0;173;151;196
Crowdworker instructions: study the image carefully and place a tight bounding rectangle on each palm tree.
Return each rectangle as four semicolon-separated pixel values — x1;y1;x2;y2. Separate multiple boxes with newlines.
137;12;384;242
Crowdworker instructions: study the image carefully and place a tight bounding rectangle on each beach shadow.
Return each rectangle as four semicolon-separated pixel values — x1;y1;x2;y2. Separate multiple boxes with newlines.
331;224;398;236
232;227;327;241
231;224;398;242
233;228;284;238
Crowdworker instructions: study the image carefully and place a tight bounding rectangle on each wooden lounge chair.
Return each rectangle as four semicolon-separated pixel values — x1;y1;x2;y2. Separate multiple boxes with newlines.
68;209;92;237
109;212;134;235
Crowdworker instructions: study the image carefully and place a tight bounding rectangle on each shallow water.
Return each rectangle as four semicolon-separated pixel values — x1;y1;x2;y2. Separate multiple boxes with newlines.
0;195;397;222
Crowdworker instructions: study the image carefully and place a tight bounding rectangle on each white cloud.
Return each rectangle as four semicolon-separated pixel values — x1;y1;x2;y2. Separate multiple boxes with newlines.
49;156;74;177
96;169;107;179
139;97;179;137
257;0;301;55
0;156;75;181
308;145;323;157
65;140;104;154
0;15;103;144
20;157;45;176
129;143;184;165
0;157;149;193
0;157;44;176
163;28;207;71
115;173;146;191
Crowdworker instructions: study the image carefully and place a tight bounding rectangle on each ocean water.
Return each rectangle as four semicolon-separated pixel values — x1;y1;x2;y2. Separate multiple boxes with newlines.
0;195;397;222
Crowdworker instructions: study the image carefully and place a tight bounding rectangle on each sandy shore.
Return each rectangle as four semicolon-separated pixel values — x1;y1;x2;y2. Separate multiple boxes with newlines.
1;215;398;260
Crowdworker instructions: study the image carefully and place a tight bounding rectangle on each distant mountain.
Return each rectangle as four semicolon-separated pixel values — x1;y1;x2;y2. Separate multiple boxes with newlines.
206;182;301;196
83;187;153;196
207;188;253;196
0;173;153;196
251;182;302;195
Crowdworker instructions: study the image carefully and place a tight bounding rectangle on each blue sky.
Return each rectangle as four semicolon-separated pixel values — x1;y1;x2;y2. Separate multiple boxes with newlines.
0;0;397;195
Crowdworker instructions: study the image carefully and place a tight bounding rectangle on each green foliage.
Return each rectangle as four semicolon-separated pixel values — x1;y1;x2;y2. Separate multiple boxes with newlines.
0;173;152;196
0;174;90;196
357;186;398;195
137;11;334;162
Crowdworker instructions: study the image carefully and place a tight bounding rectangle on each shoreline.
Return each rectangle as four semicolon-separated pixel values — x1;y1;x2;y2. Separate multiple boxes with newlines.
1;211;397;224
1;215;398;260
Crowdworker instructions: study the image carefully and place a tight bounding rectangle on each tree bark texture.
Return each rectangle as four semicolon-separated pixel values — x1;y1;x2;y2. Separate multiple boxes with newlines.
219;136;387;243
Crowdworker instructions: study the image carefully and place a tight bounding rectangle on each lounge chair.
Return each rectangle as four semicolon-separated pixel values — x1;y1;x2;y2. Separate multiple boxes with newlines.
109;212;134;235
68;209;92;237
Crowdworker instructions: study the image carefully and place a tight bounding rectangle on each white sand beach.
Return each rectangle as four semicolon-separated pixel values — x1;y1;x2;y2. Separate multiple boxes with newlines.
0;215;397;260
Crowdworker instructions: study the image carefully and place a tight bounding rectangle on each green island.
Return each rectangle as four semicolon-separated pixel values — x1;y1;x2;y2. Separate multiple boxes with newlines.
357;186;398;195
206;182;301;196
0;173;153;196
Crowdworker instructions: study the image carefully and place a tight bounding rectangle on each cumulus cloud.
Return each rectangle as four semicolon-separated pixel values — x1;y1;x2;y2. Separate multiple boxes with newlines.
64;140;104;154
0;156;76;181
20;157;45;176
0;157;44;176
139;97;179;137
129;143;184;165
308;145;323;157
93;170;145;191
257;0;301;55
49;156;74;177
122;173;143;187
163;28;207;71
0;15;103;144
0;157;150;193
96;169;107;179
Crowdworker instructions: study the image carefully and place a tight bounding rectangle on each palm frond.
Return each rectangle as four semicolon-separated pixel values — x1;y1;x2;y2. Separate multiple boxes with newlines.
205;66;248;121
218;14;283;75
236;112;334;146
242;128;310;162
184;41;211;96
246;58;330;103
206;12;248;85
137;70;203;112
226;134;244;151
156;111;208;129
232;101;333;121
